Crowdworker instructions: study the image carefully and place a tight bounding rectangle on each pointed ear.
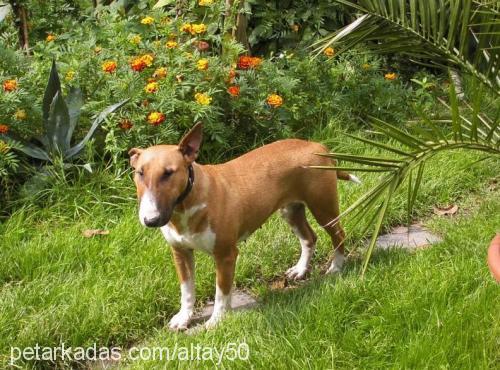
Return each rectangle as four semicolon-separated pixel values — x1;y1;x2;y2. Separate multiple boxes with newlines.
128;148;142;168
179;122;203;163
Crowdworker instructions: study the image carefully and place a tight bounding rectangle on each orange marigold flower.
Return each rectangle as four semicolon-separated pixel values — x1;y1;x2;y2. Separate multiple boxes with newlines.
46;34;56;42
102;61;117;74
147;111;166;126
14;109;27;120
119;119;133;130
166;40;178;49
153;67;167;79
197;58;209;71
145;81;159;93
3;79;17;92
227;68;237;83
324;47;335;57
291;24;300;32
141;54;154;67
199;0;213;6
237;56;262;70
194;92;212;105
267;94;283;108
227;85;240;97
384;72;397;80
130;54;154;72
141;16;155;25
0;124;9;134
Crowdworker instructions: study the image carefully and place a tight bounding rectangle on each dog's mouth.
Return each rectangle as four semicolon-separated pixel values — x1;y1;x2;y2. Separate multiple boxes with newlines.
140;206;173;228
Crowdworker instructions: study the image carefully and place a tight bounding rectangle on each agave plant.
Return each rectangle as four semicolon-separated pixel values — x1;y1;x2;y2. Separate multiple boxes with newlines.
1;61;128;163
311;0;500;275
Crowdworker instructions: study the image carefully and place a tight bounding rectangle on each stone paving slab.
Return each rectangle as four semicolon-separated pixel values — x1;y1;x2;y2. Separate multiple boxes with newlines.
376;224;442;250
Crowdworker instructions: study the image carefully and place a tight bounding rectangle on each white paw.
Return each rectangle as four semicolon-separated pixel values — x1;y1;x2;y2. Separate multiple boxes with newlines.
168;309;193;331
325;264;342;275
204;311;226;329
286;264;308;280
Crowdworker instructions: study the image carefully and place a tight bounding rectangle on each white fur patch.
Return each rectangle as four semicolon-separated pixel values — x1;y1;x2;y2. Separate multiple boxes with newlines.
139;191;160;226
205;285;231;328
326;249;345;274
286;227;315;280
169;279;195;330
160;204;216;254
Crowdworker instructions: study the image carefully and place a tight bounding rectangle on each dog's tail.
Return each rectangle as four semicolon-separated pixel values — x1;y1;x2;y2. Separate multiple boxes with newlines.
337;171;362;184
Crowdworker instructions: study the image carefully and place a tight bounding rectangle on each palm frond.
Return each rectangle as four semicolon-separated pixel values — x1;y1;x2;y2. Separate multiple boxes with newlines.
312;0;500;92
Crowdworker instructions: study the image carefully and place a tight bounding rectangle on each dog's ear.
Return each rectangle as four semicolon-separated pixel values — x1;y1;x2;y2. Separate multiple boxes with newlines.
179;122;203;163
128;148;142;168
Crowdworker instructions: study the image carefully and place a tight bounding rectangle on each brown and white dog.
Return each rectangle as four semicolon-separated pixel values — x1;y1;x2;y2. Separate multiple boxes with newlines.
129;123;359;330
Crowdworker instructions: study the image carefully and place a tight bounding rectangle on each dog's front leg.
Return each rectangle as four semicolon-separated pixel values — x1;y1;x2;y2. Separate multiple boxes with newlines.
205;247;238;329
169;246;195;331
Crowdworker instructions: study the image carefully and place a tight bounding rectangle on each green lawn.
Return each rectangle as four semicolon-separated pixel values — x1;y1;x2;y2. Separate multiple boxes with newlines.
0;132;498;369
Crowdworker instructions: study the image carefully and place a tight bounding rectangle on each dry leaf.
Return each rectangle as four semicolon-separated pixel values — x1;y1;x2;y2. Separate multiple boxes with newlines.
82;229;110;238
270;278;287;290
433;205;458;216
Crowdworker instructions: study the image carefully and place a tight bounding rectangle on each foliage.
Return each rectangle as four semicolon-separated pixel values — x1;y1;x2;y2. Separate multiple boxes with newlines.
314;0;500;275
1;60;128;163
314;0;500;92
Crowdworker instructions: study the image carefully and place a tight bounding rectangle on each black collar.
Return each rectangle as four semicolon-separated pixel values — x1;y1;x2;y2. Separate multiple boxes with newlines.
174;165;194;207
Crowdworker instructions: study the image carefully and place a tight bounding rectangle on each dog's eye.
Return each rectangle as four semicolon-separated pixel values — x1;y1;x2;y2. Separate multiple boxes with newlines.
161;169;174;181
136;169;144;177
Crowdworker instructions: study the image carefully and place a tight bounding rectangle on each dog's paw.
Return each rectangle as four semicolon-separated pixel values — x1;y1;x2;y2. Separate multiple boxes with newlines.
325;264;342;275
204;311;226;329
286;264;308;280
168;309;193;331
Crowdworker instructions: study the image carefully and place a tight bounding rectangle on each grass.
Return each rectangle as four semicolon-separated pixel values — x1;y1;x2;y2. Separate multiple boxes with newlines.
0;130;498;369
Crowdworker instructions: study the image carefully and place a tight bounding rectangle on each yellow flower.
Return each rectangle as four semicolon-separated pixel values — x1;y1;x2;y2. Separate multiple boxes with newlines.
3;79;18;92
130;35;142;45
266;94;283;108
144;81;159;93
199;0;214;6
153;67;167;79
141;16;155;25
196;58;209;71
191;23;207;34
180;23;192;33
65;70;76;81
46;34;56;42
184;52;193;59
141;54;154;67
291;24;300;32
14;109;27;120
362;63;371;70
384;72;397;80
166;40;178;49
324;47;335;57
94;46;102;54
146;111;165;126
194;92;212;105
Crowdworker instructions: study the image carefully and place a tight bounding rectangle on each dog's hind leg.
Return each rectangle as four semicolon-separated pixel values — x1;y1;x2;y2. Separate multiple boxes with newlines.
280;202;317;280
306;189;346;275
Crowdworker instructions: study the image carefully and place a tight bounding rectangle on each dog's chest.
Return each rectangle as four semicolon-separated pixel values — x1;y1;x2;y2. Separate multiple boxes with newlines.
160;204;216;254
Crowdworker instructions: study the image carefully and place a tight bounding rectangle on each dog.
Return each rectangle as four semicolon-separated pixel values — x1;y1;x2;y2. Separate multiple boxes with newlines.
129;123;360;330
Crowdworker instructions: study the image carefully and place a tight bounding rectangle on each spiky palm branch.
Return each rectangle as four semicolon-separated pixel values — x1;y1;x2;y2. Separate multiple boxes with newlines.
311;0;500;275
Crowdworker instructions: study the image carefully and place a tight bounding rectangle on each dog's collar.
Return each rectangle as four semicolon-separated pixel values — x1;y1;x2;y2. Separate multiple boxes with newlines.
174;165;194;207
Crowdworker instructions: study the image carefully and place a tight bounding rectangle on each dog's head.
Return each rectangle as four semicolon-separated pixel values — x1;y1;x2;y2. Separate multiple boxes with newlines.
129;122;203;227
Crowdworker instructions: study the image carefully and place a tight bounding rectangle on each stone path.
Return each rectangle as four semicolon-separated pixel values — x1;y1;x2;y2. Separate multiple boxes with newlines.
376;224;442;250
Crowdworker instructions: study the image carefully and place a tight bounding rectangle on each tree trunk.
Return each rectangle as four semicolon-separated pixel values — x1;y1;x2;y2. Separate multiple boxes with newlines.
226;0;250;52
9;1;29;53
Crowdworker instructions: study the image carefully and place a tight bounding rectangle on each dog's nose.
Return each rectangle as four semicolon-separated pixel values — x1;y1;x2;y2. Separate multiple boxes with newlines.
144;216;162;227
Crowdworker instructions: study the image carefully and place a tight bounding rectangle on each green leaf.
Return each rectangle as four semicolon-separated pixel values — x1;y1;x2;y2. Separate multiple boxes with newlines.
153;0;175;9
42;60;62;123
65;99;129;159
1;136;51;161
46;91;70;154
65;87;84;147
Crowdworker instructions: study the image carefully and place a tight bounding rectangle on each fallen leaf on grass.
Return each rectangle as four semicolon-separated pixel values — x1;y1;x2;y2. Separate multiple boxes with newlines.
270;278;287;290
433;205;458;216
82;229;110;238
